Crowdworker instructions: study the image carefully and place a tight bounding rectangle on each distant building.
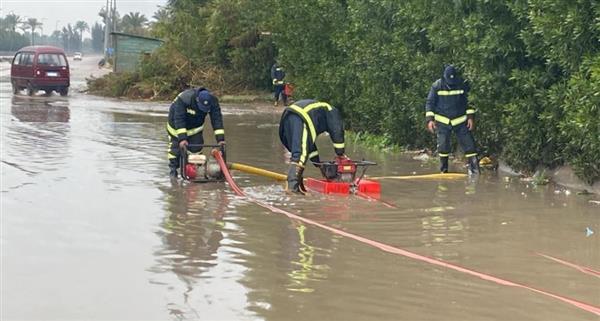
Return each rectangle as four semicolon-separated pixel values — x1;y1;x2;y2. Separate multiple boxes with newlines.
110;32;163;73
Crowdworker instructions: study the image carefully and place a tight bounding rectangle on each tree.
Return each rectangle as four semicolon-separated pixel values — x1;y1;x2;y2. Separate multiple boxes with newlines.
2;13;22;32
74;21;89;51
24;18;42;45
152;6;169;22
91;22;104;53
121;12;148;35
0;14;29;51
61;24;78;53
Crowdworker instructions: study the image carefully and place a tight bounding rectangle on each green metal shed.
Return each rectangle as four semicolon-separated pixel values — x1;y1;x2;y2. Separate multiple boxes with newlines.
110;32;163;73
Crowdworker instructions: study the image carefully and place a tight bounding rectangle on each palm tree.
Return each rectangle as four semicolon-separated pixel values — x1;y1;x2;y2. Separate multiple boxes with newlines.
121;12;148;35
3;13;23;32
61;24;75;52
152;7;169;22
74;21;89;51
25;18;43;45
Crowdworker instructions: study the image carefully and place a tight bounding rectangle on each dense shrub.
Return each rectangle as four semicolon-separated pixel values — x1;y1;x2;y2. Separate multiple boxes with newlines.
88;0;600;183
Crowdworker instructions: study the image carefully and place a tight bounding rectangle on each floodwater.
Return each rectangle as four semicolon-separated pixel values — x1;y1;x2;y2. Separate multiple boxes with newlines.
1;57;599;321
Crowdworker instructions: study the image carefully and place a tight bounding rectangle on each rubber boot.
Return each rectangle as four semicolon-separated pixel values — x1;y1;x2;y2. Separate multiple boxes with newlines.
169;159;179;178
286;163;306;194
467;156;480;176
440;157;449;173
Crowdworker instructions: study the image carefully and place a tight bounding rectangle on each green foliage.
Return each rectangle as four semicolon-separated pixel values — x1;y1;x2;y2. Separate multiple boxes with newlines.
87;0;600;183
91;23;104;53
87;72;139;97
558;55;600;183
266;0;599;183
346;131;403;153
0;30;29;51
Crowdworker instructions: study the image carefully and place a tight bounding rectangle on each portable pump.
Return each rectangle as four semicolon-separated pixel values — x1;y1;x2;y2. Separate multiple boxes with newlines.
307;158;380;196
180;144;225;182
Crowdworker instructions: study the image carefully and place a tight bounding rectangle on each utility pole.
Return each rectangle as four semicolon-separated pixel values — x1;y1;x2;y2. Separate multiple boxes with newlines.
112;0;117;33
103;0;110;59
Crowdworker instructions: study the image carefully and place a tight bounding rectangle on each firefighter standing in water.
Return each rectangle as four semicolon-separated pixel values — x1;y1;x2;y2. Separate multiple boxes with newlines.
425;65;479;175
279;99;347;194
271;63;287;106
167;87;225;177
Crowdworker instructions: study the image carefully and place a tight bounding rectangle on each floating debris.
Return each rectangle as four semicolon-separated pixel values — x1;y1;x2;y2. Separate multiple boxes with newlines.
585;227;594;237
412;153;430;161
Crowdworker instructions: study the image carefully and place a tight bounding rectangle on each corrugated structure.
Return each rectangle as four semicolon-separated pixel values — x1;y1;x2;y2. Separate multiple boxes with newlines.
110;32;163;73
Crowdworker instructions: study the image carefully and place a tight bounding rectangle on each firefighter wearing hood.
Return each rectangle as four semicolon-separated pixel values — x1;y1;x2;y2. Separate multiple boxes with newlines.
425;65;479;175
167;88;225;177
279;99;346;194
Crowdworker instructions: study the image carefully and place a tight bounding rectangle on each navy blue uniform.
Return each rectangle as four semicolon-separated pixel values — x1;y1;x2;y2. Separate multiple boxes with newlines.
167;88;225;173
425;66;478;173
271;63;287;105
279;99;345;166
279;99;345;193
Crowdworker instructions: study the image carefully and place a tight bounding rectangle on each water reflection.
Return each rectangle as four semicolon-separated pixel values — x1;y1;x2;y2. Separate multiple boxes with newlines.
4;96;71;176
152;182;229;317
284;223;332;293
11;95;70;123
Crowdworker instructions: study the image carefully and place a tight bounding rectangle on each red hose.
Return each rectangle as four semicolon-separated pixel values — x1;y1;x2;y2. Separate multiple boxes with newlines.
211;149;600;316
212;149;245;196
537;252;600;278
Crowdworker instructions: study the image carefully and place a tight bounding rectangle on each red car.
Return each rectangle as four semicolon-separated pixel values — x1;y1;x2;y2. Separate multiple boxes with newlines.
10;46;70;96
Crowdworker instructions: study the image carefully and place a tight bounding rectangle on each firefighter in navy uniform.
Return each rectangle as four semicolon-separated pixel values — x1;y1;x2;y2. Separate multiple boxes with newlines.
425;65;479;175
271;63;287;106
167;88;225;177
279;99;347;194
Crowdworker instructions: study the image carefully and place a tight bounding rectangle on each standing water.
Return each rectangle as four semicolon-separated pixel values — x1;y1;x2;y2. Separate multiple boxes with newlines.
1;57;598;320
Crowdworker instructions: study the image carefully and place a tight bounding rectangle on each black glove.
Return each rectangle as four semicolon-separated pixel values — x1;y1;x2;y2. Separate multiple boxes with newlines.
286;163;306;194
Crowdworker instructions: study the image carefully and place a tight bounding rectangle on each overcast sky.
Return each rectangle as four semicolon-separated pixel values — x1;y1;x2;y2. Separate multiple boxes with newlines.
1;0;167;37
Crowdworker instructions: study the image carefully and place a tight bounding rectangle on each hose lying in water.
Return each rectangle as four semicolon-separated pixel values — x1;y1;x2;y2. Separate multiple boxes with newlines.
229;162;467;181
211;149;600;316
229;162;287;181
536;252;600;278
371;173;467;180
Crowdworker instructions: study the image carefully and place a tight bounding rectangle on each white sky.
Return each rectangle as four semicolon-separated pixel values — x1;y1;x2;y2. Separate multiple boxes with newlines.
0;0;167;37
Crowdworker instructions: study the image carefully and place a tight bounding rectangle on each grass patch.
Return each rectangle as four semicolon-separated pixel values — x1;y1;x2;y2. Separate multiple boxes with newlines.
346;131;404;153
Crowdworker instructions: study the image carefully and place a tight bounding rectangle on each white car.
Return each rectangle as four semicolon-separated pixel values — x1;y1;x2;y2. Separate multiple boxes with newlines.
73;52;82;61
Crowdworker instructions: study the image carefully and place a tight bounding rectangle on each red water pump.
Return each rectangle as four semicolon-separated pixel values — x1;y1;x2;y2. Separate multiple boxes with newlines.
180;144;225;183
306;158;380;196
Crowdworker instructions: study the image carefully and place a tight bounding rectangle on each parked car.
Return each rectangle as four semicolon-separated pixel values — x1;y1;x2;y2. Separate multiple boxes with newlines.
73;52;82;61
10;46;70;96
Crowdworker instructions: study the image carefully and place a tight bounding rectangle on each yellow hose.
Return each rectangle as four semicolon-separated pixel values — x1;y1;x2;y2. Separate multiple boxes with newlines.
370;173;467;180
230;162;466;181
230;162;287;181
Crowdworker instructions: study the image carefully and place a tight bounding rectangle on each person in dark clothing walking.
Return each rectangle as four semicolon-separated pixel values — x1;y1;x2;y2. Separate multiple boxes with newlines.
279;99;347;194
425;65;479;175
271;63;287;106
167;87;225;177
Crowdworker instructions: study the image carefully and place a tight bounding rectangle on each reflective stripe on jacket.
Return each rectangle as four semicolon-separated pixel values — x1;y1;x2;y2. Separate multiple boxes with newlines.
167;87;225;142
279;99;345;157
425;79;475;125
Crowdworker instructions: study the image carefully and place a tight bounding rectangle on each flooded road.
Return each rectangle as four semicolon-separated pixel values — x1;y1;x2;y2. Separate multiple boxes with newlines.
1;57;599;321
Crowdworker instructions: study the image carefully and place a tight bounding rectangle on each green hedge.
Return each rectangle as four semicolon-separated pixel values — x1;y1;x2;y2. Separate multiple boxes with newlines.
88;0;600;183
269;0;600;183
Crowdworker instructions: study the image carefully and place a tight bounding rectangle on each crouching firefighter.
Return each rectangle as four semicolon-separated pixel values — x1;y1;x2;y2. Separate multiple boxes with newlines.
167;88;225;177
425;65;479;175
279;99;347;194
